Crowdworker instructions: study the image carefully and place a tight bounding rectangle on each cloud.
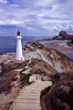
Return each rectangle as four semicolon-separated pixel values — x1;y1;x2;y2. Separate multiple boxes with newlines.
0;31;5;33
0;0;8;4
0;0;73;36
35;0;55;7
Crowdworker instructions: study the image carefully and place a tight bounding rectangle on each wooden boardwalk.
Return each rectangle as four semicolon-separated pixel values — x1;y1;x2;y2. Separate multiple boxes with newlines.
10;80;52;110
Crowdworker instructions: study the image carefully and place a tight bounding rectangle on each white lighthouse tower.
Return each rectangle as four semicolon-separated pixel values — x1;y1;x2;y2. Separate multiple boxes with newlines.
16;31;24;61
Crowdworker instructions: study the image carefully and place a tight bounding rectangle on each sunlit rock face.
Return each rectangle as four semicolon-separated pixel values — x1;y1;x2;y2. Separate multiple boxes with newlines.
25;41;73;73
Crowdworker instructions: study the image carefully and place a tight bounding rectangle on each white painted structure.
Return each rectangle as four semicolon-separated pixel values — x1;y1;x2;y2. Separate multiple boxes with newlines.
16;31;24;61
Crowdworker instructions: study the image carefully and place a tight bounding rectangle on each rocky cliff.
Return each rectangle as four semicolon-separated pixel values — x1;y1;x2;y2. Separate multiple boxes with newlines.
25;41;73;73
53;31;73;40
59;31;73;39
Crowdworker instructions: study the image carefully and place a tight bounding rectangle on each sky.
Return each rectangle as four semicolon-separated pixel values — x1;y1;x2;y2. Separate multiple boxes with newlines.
0;0;73;37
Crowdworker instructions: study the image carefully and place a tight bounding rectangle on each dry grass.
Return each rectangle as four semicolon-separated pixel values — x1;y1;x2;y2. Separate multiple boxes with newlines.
29;58;57;75
40;71;73;110
0;60;33;110
19;73;33;88
0;71;18;94
0;60;30;93
0;60;29;77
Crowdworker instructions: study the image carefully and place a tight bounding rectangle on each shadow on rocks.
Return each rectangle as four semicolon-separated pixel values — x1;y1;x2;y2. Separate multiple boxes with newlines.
41;72;73;110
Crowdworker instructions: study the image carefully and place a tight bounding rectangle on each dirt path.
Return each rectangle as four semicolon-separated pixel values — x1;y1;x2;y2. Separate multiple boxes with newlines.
10;80;52;110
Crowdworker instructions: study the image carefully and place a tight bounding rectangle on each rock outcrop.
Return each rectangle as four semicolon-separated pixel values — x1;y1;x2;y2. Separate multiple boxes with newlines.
59;31;73;40
53;31;73;40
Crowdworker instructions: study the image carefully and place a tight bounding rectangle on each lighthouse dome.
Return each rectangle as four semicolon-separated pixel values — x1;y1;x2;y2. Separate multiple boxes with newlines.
17;30;21;36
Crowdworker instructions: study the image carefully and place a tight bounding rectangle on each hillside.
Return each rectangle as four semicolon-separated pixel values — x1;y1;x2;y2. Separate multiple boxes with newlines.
0;41;73;110
25;41;73;73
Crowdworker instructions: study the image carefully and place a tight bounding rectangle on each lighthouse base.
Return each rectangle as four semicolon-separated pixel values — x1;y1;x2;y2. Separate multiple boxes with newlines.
16;56;24;61
16;60;24;61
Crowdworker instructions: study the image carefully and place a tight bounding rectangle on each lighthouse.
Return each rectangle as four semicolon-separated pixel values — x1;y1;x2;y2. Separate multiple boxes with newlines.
16;31;24;61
